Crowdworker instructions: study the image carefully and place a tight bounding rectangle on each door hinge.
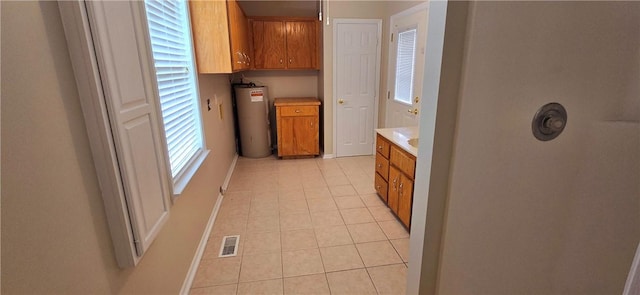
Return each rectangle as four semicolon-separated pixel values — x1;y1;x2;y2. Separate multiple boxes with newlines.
387;91;390;100
390;33;394;42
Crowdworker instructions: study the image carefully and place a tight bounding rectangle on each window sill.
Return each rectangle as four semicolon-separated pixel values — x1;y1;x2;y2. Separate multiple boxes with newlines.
172;149;210;196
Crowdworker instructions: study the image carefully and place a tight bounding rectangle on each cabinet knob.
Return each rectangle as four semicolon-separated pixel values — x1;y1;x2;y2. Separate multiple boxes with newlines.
377;164;382;168
295;109;301;113
289;58;293;64
279;59;283;64
378;145;382;150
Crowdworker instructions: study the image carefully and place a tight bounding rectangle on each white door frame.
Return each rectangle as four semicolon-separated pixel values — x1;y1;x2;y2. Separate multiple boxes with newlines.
385;2;429;128
332;18;382;158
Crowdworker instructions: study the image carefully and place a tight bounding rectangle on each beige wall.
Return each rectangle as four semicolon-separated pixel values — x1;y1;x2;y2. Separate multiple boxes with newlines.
321;0;426;155
437;1;640;293
233;71;319;99
1;1;237;293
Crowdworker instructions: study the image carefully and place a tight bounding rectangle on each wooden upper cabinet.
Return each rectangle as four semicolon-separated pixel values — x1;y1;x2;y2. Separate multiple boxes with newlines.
227;0;251;70
286;21;317;69
189;0;251;73
252;21;286;69
250;18;319;70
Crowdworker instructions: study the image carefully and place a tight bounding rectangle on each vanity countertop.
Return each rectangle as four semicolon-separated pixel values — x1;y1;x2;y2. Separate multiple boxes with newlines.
375;127;419;157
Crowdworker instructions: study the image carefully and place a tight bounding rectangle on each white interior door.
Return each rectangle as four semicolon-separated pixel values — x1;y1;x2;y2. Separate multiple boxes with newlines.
335;20;382;157
386;6;428;128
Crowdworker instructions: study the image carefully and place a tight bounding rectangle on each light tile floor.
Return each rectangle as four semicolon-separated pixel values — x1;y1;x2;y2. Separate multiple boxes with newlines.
191;156;409;295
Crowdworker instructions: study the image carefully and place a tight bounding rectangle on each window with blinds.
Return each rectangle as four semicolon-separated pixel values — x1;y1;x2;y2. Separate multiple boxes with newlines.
394;28;417;105
144;0;207;193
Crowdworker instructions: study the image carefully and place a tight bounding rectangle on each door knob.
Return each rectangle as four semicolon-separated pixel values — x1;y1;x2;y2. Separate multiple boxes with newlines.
408;108;418;115
338;99;344;105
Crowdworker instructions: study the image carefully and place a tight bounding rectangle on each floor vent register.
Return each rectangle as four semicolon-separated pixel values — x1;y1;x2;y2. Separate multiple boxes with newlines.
218;235;240;258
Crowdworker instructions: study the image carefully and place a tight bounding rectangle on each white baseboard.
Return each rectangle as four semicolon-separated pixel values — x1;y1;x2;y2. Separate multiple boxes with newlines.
624;241;640;295
322;153;335;159
222;153;239;191
180;153;238;295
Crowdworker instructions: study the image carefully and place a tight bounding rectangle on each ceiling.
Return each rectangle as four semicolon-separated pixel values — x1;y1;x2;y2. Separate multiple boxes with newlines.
237;0;320;17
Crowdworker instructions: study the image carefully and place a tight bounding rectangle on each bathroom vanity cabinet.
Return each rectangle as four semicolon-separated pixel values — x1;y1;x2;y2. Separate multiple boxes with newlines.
374;130;417;229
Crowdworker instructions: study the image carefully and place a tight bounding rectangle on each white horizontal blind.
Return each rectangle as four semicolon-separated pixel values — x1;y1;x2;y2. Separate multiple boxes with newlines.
394;28;417;105
144;0;203;178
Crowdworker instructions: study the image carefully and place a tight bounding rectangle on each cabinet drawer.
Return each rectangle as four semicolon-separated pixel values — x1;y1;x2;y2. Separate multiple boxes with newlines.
376;134;390;158
279;106;318;117
374;173;388;202
390;146;416;179
375;152;389;180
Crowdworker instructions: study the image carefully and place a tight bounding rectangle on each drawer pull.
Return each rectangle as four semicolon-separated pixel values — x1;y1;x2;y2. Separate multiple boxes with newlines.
376;185;381;189
295;109;301;113
378;145;383;150
377;164;382;168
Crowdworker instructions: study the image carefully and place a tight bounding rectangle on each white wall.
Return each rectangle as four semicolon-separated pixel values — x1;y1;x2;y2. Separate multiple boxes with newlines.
437;2;640;294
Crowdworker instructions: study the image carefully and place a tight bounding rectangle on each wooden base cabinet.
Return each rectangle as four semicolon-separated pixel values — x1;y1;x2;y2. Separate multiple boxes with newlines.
374;134;416;229
275;98;320;157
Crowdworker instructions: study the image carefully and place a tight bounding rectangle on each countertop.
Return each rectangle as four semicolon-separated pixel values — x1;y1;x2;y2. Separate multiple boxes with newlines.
273;97;320;106
375;127;419;157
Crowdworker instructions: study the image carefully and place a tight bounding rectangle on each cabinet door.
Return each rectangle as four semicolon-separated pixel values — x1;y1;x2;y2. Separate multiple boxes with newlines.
285;21;317;69
227;0;251;71
388;166;401;213
189;0;232;73
398;174;413;227
293;116;318;155
253;21;286;69
278;116;295;156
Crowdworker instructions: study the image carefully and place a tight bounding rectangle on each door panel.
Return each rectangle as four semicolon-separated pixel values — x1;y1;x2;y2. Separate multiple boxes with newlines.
86;1;171;255
398;175;413;227
388;166;401;213
386;8;428;128
286;21;316;69
335;21;380;157
293;116;319;155
279;116;295;155
253;21;286;69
